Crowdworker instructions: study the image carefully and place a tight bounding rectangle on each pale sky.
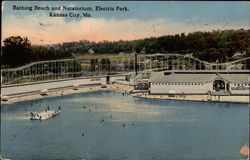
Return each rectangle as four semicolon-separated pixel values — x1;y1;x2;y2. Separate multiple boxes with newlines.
2;1;249;45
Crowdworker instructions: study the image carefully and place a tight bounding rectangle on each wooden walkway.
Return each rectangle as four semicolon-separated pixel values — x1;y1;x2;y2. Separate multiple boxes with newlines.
31;110;61;120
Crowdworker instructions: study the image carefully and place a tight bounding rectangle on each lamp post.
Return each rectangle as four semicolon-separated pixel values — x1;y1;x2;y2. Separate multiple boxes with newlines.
135;51;138;76
216;59;219;70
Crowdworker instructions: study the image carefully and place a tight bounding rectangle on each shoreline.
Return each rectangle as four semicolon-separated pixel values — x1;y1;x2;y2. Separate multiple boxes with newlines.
1;83;249;105
1;83;133;105
132;92;249;104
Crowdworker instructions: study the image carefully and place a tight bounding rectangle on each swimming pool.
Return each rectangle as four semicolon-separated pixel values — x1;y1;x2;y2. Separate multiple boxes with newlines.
1;90;248;160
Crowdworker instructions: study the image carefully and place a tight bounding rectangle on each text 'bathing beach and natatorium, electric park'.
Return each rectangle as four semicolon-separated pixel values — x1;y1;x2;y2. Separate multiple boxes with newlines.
12;5;129;17
12;5;128;11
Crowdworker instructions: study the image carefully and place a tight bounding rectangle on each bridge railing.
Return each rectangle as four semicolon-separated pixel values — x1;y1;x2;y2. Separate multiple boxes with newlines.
1;54;249;86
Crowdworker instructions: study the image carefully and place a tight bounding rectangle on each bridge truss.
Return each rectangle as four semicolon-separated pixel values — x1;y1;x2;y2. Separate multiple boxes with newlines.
1;54;249;85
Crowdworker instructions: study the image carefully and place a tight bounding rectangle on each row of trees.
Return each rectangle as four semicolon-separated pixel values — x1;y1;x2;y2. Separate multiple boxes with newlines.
2;29;249;67
59;40;134;54
2;36;72;68
58;29;249;62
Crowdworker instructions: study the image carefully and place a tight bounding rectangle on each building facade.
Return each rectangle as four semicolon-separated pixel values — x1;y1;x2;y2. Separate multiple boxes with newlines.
148;70;250;95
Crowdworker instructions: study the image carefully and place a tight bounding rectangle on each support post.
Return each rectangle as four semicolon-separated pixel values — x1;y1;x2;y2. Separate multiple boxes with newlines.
135;52;138;75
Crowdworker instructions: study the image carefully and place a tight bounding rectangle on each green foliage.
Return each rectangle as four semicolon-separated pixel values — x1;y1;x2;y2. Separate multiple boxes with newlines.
59;29;249;63
2;29;249;67
195;48;227;63
2;36;72;67
31;46;72;61
2;36;32;67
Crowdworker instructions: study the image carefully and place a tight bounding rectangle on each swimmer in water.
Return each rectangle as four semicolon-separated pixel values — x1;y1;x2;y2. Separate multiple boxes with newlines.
100;119;104;123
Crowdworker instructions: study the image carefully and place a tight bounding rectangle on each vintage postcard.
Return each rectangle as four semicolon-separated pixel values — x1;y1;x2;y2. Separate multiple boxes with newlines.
1;1;249;160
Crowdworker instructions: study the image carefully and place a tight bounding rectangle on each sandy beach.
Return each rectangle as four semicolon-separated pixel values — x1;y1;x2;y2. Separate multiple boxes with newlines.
132;93;209;101
1;83;133;104
1;83;249;104
118;84;248;104
132;92;249;103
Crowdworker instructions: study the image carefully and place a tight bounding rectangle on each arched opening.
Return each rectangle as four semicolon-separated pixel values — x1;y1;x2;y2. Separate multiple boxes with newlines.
213;80;225;92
